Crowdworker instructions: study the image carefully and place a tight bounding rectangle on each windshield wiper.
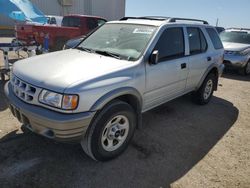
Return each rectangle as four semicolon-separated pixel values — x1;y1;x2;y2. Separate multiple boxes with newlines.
76;46;93;53
94;50;122;60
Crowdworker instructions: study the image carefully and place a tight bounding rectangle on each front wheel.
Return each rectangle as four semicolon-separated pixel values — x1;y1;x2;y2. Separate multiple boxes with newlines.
239;61;250;75
81;100;136;161
192;73;216;105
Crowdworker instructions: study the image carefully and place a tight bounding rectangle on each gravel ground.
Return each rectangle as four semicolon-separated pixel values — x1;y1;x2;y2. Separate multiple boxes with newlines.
0;38;249;188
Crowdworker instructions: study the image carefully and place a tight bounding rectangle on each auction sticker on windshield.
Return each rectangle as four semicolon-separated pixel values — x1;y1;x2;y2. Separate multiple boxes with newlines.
133;28;154;34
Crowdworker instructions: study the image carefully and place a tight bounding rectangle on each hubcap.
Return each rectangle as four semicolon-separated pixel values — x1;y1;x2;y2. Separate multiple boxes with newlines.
246;62;250;74
101;115;129;152
203;79;213;100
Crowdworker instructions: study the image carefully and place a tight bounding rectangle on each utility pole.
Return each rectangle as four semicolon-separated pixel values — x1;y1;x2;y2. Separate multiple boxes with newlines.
216;18;219;26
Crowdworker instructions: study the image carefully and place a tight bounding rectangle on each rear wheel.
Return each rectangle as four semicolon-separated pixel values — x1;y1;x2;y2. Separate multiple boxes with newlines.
81;100;136;161
192;73;216;105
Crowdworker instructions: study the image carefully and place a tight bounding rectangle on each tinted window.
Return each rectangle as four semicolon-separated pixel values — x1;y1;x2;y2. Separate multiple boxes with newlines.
200;30;207;51
206;28;223;49
62;17;80;27
154;28;184;61
187;27;207;55
87;18;98;30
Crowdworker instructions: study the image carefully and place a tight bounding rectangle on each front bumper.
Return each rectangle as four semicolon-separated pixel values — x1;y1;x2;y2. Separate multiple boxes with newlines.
4;82;96;142
224;54;248;69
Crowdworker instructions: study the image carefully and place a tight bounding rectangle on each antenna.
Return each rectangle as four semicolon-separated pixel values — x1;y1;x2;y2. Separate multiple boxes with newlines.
216;18;219;26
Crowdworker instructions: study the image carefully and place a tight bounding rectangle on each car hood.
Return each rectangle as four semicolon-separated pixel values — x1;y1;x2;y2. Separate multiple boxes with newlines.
222;42;250;51
13;49;134;92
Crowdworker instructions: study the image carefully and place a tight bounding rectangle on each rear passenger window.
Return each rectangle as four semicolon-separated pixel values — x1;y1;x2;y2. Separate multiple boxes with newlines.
187;27;207;55
206;28;223;49
87;18;98;30
62;17;80;27
154;27;185;62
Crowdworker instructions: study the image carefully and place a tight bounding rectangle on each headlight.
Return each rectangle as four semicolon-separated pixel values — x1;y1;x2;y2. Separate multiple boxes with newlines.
238;48;250;56
39;90;78;110
39;90;63;108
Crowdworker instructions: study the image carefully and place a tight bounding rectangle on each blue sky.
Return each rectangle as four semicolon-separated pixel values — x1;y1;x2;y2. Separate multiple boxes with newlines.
125;0;250;28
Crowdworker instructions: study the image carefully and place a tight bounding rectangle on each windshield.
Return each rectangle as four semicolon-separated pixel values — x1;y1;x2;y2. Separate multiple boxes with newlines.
220;31;250;44
78;23;157;61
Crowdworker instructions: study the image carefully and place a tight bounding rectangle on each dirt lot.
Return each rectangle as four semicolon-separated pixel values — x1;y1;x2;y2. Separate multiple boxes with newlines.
0;38;249;188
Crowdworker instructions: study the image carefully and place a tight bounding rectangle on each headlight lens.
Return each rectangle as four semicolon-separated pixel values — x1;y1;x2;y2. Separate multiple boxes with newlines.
39;90;78;110
238;48;250;56
39;90;63;108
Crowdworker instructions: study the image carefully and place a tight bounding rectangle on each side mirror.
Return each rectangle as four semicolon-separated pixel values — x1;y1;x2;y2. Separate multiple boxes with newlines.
150;50;159;65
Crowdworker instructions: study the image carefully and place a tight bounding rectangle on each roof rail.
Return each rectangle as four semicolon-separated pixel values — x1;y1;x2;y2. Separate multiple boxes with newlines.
168;18;209;24
120;16;209;25
120;16;169;21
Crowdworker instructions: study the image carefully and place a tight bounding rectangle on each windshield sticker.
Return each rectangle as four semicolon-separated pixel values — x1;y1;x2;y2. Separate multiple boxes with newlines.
133;28;154;34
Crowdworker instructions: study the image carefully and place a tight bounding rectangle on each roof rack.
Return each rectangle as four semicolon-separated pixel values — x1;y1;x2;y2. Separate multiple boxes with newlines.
168;18;208;24
119;16;209;24
120;16;169;21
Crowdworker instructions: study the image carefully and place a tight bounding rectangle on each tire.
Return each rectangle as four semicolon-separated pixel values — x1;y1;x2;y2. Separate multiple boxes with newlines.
54;38;67;51
81;100;136;161
1;73;5;82
192;73;216;105
239;61;250;75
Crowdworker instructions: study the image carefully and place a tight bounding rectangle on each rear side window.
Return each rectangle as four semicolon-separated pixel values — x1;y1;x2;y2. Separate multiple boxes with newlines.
62;17;80;27
154;27;185;62
187;27;207;55
206;28;223;49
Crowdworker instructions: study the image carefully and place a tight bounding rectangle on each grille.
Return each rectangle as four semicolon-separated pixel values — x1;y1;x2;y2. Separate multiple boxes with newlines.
223;60;231;65
11;75;37;103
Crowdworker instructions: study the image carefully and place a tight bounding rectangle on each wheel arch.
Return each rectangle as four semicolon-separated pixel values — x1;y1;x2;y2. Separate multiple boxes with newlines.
197;65;219;91
89;87;143;128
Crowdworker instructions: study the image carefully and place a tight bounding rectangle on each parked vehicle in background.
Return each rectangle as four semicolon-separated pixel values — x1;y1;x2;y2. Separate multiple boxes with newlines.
215;26;225;33
5;16;224;161
26;15;63;26
46;15;63;26
16;15;107;50
220;28;250;75
63;35;86;49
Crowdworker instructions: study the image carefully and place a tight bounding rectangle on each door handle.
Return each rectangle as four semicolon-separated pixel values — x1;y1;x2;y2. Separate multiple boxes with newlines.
207;57;212;61
181;63;186;69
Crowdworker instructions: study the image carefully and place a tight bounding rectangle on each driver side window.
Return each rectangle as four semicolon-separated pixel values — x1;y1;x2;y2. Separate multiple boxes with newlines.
154;27;185;62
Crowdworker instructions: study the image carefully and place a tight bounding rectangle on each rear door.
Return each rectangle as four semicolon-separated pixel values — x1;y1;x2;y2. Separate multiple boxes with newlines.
185;27;209;90
144;27;189;110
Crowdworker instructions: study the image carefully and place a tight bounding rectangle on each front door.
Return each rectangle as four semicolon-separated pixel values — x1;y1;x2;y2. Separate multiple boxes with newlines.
144;27;189;111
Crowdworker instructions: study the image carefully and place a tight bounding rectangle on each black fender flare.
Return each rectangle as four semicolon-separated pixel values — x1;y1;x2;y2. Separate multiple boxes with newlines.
89;87;143;128
196;64;219;91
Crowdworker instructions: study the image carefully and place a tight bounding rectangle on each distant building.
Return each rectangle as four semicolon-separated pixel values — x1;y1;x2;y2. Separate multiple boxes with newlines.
0;0;126;28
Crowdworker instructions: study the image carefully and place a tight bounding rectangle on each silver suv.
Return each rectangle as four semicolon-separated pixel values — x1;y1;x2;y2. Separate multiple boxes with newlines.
4;17;224;161
220;28;250;75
